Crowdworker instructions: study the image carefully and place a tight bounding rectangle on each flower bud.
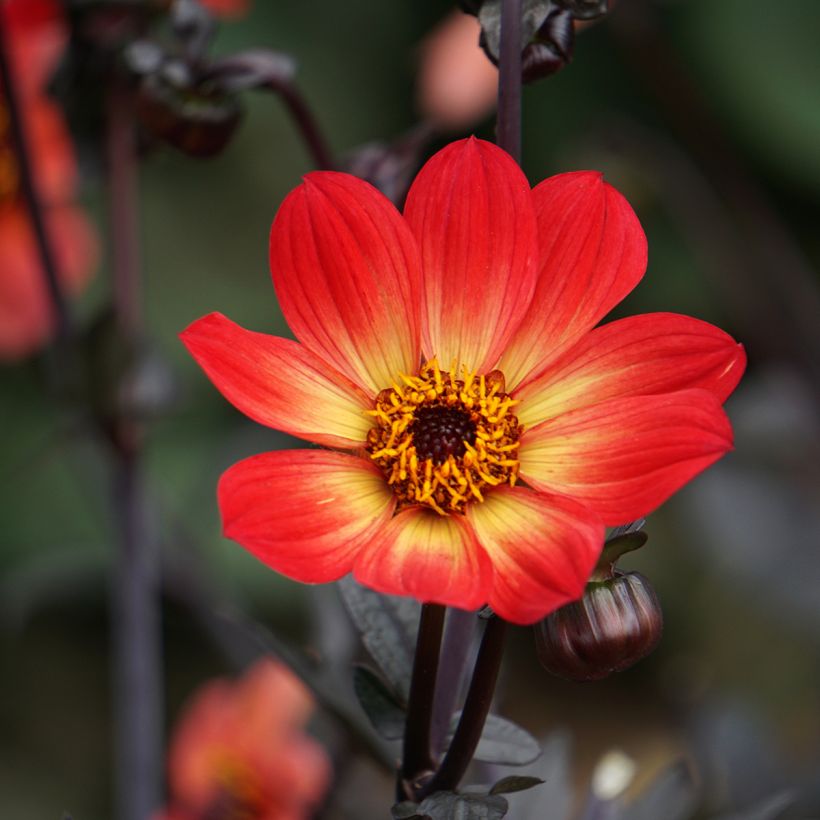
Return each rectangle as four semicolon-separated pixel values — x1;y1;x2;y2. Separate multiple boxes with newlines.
136;70;242;158
534;572;663;681
522;9;574;84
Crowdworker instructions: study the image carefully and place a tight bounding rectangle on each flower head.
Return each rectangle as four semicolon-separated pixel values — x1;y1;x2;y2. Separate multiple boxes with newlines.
0;0;97;360
182;137;745;625
155;659;330;820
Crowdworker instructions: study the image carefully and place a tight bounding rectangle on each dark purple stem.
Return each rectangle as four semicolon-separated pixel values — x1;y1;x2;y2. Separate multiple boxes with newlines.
108;82;141;337
400;603;446;799
420;615;508;797
267;80;335;170
430;608;476;756
496;0;523;162
0;13;70;342
111;448;162;820
106;75;162;820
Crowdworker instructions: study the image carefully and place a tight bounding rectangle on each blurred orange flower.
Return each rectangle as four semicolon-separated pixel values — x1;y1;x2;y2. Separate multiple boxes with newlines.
0;0;97;360
156;659;331;820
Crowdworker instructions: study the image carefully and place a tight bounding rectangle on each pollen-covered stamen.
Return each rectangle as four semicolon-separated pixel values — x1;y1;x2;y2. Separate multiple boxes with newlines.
366;360;522;515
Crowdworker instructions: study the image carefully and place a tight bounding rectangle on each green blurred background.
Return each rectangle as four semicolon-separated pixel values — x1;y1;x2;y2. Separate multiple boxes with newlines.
2;0;820;817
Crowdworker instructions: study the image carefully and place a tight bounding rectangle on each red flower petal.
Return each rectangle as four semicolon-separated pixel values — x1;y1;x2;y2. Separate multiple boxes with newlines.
403;137;538;372
499;172;647;390
354;507;491;611
219;451;395;583
3;0;67;94
181;313;373;449
0;205;97;360
518;389;733;524
516;312;746;428
269;172;421;395
16;97;77;202
467;485;604;625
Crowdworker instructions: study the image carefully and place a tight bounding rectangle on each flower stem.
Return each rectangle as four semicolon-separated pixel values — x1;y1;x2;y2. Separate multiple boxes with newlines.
420;615;508;797
106;73;163;820
496;0;523;163
399;602;446;798
429;608;475;756
108;80;142;338
268;80;335;171
0;14;71;343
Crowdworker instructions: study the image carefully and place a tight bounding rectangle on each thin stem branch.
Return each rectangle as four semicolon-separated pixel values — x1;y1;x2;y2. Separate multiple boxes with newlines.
203;52;335;170
421;616;508;797
268;80;335;171
496;0;523;162
0;14;71;342
106;74;162;820
108;81;142;339
400;602;446;798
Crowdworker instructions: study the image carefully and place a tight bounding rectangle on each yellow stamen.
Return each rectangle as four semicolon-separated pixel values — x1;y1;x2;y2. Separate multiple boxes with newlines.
366;360;522;515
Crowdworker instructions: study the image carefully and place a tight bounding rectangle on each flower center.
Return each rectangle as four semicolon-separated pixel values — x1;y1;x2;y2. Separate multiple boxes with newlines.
366;360;522;515
409;404;476;463
0;93;21;208
207;752;266;820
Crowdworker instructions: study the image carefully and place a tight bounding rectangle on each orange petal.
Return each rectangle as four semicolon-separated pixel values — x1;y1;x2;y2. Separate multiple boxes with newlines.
181;312;373;449
467;485;604;625
518;389;733;524
24;97;78;202
219;450;395;583
354;506;491;611
403;137;538;372
515;312;746;428
0;205;96;360
499;172;647;389
269;171;421;395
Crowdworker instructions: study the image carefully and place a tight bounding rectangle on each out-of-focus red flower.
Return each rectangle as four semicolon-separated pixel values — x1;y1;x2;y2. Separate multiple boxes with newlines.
0;0;97;361
156;659;331;820
199;0;250;19
183;137;746;625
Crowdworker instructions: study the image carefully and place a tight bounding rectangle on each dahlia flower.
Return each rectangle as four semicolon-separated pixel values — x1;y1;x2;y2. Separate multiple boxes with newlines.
155;659;330;820
183;137;744;625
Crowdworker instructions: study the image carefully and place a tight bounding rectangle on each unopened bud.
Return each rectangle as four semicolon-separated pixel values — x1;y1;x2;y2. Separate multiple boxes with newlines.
534;572;663;681
522;9;574;84
136;71;242;158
